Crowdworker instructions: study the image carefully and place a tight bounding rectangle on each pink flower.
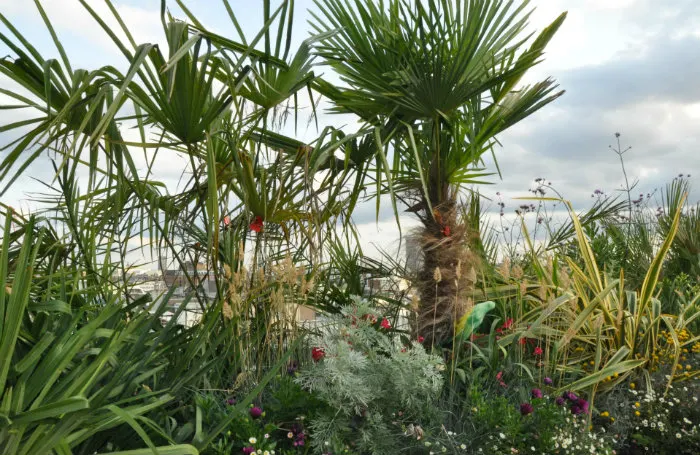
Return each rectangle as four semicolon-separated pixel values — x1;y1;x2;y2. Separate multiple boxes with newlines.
223;215;231;226
531;388;543;399
380;317;391;329
311;347;325;362
249;216;264;233
417;336;425;343
533;346;543;356
544;377;553;386
249;406;263;419
242;447;255;454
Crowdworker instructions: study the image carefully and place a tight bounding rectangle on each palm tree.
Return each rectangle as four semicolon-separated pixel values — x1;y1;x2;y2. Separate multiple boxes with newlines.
0;0;361;281
311;0;566;346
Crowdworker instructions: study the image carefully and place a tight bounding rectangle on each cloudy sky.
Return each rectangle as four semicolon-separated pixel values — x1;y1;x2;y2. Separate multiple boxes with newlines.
1;0;698;261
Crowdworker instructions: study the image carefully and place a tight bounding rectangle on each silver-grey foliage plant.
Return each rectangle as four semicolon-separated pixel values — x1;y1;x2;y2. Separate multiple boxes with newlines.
296;296;444;454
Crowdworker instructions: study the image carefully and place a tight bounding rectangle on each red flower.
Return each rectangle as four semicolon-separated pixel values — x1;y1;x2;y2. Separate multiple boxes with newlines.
496;370;507;387
519;337;528;345
417;336;425;343
534;346;544;356
442;225;451;236
502;318;514;330
380;317;391;329
311;347;325;362
249;216;264;233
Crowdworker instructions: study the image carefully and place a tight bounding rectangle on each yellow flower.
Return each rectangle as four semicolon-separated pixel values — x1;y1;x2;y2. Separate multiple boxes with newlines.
686;365;692;370
630;383;636;389
634;402;640;408
635;411;641;416
601;411;609;417
613;373;619;378
611;417;616;422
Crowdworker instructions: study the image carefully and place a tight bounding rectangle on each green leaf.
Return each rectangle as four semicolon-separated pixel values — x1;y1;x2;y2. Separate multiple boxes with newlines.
11;397;89;424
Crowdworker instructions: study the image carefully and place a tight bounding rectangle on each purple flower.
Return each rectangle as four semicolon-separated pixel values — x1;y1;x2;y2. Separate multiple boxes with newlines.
226;397;236;406
242;447;255;454
576;398;589;413
571;405;582;415
562;391;578;401
249;406;263;419
531;388;543;399
520;403;534;415
543;377;553;386
555;397;566;406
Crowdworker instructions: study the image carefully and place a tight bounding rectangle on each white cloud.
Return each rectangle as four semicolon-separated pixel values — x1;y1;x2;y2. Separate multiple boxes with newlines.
0;0;165;68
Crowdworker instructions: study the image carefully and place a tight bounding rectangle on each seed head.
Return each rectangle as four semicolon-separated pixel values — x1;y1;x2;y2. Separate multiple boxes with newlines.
433;267;442;282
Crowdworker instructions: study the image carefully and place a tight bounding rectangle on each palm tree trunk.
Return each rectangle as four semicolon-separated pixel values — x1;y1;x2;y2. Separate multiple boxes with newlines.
415;200;477;347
